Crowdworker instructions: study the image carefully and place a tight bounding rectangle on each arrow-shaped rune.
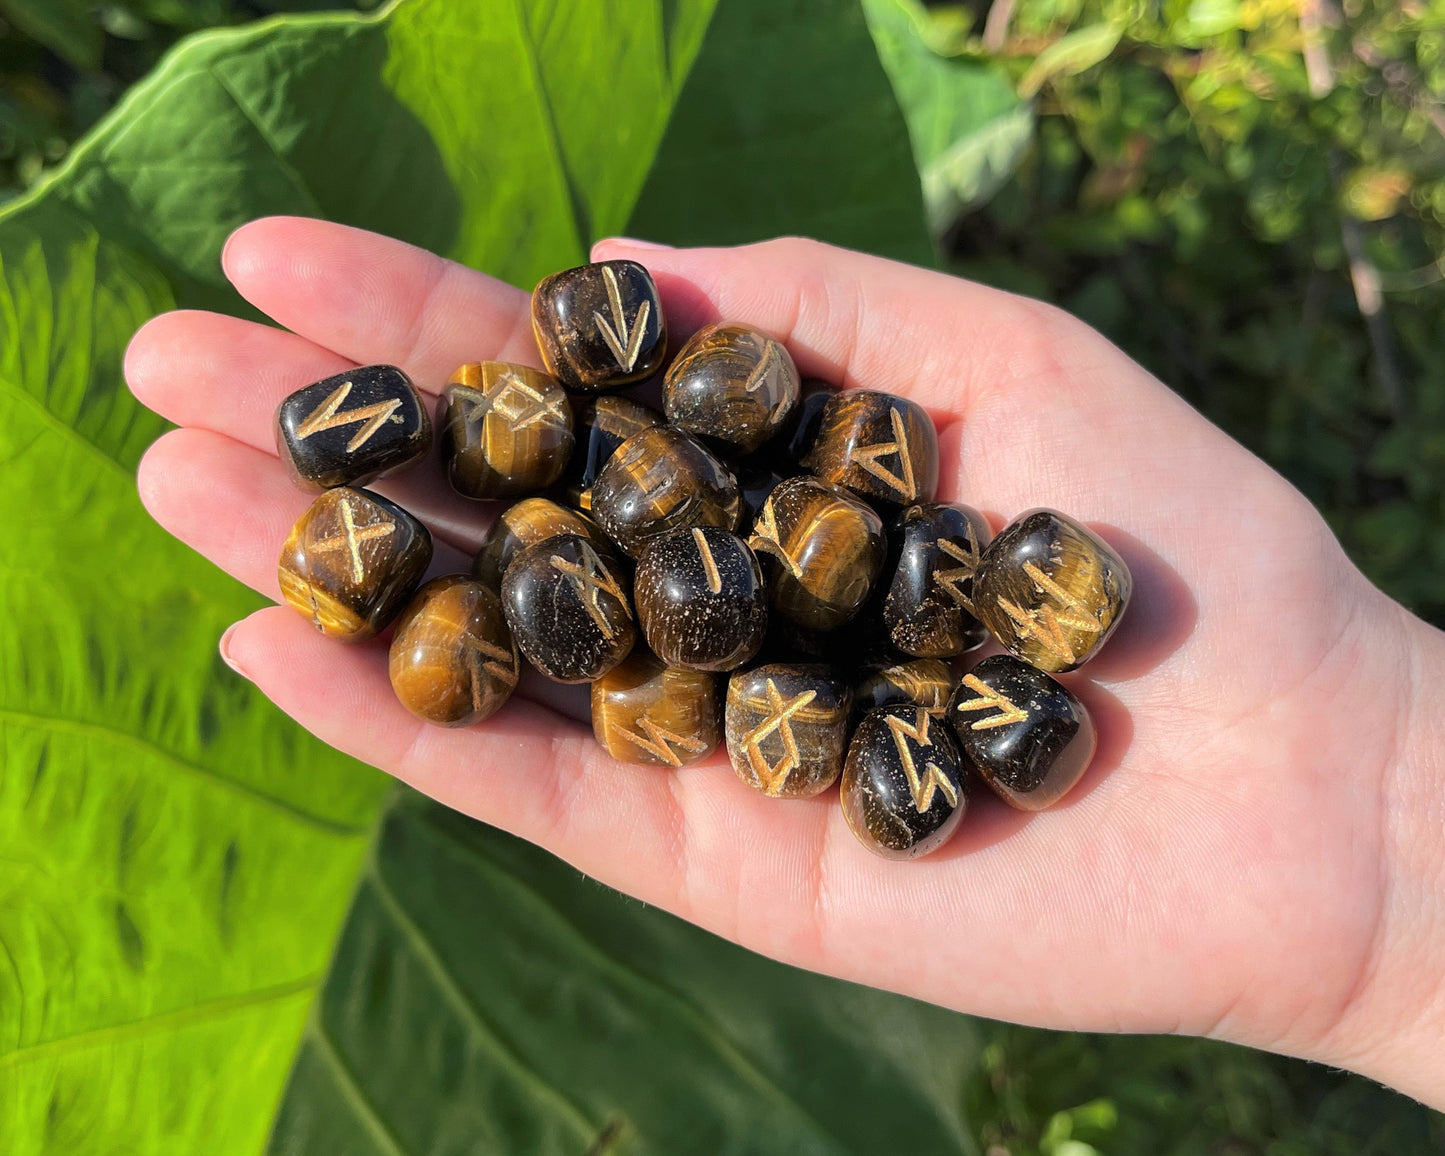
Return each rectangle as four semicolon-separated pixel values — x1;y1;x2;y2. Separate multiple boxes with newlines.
295;381;403;452
594;265;650;372
953;674;1028;730
996;561;1102;665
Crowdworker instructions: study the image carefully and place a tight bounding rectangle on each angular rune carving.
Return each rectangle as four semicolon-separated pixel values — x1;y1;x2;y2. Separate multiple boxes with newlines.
455;372;564;432
884;708;959;813
996;561;1102;665
852;406;917;500
952;674;1028;730
740;679;819;795
295;381;403;452
550;542;628;639
932;524;981;610
620;717;708;767
594;265;651;372
747;503;803;578
464;635;517;709
311;497;395;583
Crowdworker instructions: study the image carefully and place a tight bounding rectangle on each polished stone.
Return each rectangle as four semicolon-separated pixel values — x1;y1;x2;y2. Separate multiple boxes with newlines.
853;658;955;717
531;260;666;391
663;323;800;454
725;663;851;798
278;486;432;642
591;650;720;767
438;362;574;499
389;576;519;726
471;497;611;590
883;502;991;657
805;389;939;506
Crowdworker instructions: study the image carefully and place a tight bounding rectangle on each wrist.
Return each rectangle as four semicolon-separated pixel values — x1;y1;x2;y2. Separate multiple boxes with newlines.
1313;597;1445;1107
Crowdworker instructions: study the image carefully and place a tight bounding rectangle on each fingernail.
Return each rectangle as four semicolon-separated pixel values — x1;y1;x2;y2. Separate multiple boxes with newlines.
598;236;674;251
219;623;250;680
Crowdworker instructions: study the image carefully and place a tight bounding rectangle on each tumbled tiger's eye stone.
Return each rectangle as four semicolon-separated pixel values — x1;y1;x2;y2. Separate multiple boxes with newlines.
663;323;800;454
841;705;968;861
590;426;741;558
748;475;885;631
972;509;1132;673
947;655;1095;811
634;527;767;672
531;260;666;391
438;362;574;499
559;395;662;504
853;658;955;717
883;503;991;658
500;533;635;683
804;390;939;506
275;364;430;491
592;650;720;768
725;663;851;798
471;497;611;590
388;576;519;726
278;487;432;642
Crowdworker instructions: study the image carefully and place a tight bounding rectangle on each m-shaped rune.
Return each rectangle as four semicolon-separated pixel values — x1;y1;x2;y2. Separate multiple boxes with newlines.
852;406;917;500
621;718;708;767
740;679;819;795
295;380;403;452
594;264;651;372
550;543;628;639
311;497;395;584
456;373;561;431
884;708;959;812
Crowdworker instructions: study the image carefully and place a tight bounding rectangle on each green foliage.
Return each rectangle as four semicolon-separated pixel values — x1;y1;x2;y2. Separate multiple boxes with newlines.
902;0;1445;624
0;1;932;1153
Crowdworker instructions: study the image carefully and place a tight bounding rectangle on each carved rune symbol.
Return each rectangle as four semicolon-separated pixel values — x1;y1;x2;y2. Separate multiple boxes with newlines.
741;679;819;795
594;265;651;372
550;543;628;639
464;636;517;709
953;675;1028;730
852;406;917;500
747;503;803;579
456;372;562;432
693;527;723;594
740;340;791;420
933;525;981;610
295;381;403;452
884;708;959;813
311;497;396;584
620;717;708;767
996;562;1102;665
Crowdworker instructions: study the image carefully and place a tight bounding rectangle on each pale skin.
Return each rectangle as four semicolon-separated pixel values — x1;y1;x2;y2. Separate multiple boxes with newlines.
124;219;1445;1110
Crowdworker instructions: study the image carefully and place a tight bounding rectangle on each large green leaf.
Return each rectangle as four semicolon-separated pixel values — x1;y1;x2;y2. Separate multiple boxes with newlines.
0;1;937;1153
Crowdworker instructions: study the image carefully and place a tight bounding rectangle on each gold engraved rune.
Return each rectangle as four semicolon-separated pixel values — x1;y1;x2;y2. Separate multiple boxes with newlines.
852;406;917;500
740;341;791;419
295;381;403;452
693;527;723;594
455;372;561;432
953;674;1028;730
619;717;708;767
884;708;959;813
996;561;1102;665
311;497;396;584
550;543;628;640
594;265;651;372
740;679;819;795
747;502;803;579
464;636;517;709
933;526;981;610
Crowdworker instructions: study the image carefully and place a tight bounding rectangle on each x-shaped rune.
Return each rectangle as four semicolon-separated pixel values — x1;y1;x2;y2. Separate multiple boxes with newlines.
311;497;395;584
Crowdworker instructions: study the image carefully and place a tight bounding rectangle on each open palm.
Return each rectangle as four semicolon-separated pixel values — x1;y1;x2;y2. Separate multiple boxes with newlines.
125;219;1430;1092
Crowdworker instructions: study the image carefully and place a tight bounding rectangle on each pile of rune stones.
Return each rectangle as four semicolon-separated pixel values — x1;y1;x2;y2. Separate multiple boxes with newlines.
273;259;1132;861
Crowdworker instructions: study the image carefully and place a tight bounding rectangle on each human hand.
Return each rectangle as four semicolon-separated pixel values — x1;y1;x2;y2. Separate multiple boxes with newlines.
124;220;1445;1107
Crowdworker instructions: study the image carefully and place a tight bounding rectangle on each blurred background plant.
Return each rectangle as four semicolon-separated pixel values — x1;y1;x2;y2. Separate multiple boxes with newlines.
2;0;1442;1152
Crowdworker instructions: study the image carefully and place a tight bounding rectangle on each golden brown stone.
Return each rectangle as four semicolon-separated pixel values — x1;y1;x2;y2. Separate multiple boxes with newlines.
591;650;720;767
531;260;666;391
663;323;799;453
388;576;518;726
747;475;885;631
724;663;851;798
972;509;1132;673
853;658;956;717
804;390;939;505
438;362;573;499
278;487;432;642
